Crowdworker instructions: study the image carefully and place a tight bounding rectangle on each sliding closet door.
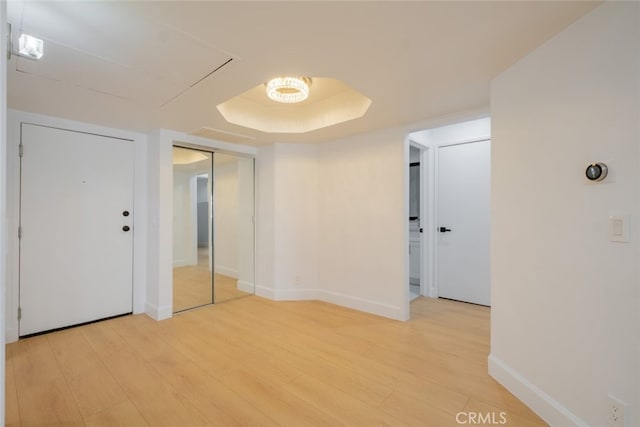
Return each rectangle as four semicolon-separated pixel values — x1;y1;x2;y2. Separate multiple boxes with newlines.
173;147;255;312
213;153;255;303
172;147;213;312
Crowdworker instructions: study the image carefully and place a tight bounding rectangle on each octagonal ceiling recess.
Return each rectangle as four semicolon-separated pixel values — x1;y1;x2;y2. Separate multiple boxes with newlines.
216;77;372;134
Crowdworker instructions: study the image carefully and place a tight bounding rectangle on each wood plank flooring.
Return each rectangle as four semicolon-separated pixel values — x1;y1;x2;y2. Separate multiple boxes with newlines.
173;247;251;312
5;297;548;426
173;270;251;312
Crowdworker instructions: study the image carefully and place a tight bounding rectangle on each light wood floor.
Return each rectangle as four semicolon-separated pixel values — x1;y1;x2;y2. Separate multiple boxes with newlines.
5;297;547;426
173;248;251;312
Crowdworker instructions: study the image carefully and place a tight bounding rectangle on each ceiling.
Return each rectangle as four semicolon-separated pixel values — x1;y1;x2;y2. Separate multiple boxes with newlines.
6;1;600;146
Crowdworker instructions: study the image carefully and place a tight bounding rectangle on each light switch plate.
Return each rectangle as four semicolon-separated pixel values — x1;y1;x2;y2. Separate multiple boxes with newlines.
609;214;630;243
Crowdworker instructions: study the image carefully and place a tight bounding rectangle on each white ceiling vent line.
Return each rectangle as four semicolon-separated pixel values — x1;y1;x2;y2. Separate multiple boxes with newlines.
160;58;234;107
189;126;256;144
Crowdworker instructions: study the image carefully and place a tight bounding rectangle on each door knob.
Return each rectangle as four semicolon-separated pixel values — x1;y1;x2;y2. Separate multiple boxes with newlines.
439;227;452;233
122;225;130;232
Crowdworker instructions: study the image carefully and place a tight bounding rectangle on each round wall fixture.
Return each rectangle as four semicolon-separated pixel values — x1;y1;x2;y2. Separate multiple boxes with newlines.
585;162;608;182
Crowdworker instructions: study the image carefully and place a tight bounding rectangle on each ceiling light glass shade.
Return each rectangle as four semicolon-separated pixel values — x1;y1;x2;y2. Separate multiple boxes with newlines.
266;77;310;104
18;34;44;59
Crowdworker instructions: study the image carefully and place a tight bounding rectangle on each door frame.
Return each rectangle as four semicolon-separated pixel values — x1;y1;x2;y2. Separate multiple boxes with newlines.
172;145;214;312
408;142;431;300
146;130;257;321
405;117;491;316
5;110;148;343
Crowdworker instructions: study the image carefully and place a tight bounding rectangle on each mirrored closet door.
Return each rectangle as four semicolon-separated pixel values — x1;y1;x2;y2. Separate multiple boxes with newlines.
172;147;255;312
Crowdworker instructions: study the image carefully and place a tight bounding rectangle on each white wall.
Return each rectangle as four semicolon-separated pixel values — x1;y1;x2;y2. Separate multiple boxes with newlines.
1;1;7;422
273;144;320;297
255;143;319;299
214;160;240;278
145;130;166;319
256;145;276;297
318;129;407;319
490;2;639;426
254;133;406;320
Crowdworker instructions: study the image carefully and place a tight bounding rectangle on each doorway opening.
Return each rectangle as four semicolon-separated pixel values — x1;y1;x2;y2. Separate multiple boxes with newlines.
406;118;491;318
172;146;255;313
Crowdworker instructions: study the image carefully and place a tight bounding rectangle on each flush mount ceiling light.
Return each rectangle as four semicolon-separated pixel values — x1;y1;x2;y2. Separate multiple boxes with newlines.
18;33;44;60
266;77;311;104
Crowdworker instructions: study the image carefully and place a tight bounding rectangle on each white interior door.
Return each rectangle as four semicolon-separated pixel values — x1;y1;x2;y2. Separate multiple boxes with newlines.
19;123;134;336
437;140;490;306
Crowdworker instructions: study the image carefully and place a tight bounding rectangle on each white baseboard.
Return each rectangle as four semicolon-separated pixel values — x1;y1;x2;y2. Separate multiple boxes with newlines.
237;280;254;293
215;265;238;279
173;253;199;267
145;302;172;321
256;287;403;320
273;288;319;301
255;285;275;299
318;290;403;320
488;354;588;427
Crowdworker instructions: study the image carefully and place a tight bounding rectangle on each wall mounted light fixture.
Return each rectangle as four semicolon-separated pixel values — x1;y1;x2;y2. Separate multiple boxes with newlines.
18;33;44;59
7;24;44;61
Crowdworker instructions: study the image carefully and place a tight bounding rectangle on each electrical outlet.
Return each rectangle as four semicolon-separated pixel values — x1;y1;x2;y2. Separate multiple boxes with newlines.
608;395;627;427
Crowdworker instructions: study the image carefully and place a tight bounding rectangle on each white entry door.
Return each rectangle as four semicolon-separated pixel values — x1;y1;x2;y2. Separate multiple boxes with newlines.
19;123;134;336
437;140;490;306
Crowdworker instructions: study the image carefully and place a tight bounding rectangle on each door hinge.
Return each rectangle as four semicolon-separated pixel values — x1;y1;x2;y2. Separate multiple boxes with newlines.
17;307;21;321
18;226;22;239
19;143;23;158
